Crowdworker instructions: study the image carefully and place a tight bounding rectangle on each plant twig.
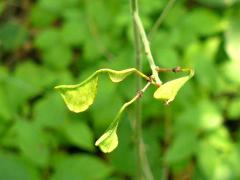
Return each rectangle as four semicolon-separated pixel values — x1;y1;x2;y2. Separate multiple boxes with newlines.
131;1;144;179
156;66;181;73
149;0;176;38
131;1;155;180
131;0;162;86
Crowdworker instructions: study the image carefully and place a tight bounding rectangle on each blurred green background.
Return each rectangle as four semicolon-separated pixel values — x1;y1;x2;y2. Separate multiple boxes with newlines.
0;0;240;179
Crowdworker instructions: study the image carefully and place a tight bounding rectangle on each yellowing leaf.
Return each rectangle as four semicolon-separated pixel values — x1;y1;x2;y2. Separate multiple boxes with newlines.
95;127;118;153
54;76;98;113
154;69;194;104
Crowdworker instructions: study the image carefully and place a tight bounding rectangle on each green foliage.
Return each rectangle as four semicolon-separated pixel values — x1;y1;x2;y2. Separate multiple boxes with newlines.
0;22;28;51
225;17;240;61
51;154;112;180
0;0;240;179
0;153;39;180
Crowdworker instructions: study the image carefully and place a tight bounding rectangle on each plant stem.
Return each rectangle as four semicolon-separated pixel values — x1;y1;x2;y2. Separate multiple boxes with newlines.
131;1;155;180
149;0;176;38
131;1;144;179
131;0;162;86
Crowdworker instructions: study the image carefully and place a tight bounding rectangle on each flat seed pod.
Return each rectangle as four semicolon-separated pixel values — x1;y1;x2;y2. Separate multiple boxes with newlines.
55;76;98;113
154;69;194;104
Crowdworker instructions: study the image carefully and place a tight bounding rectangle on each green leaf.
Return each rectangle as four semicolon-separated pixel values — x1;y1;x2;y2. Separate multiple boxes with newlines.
0;2;5;16
15;120;50;167
63;121;94;151
197;140;220;178
35;28;60;50
0;21;28;51
227;97;240;119
166;131;197;164
182;9;223;36
153;69;194;104
42;45;72;70
0;152;39;180
196;0;240;7
51;154;112;180
60;20;85;46
55;75;98;113
225;18;240;61
0;88;12;121
33;93;67;128
30;5;57;27
55;68;148;113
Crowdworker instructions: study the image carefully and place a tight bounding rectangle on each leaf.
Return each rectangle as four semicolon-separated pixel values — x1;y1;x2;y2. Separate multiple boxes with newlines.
42;45;72;70
0;152;39;180
227;97;240;119
55;75;98;113
60;20;85;46
0;2;5;16
197;140;220;178
153;69;194;104
166;131;197;164
225;18;240;61
55;68;148;113
0;88;12;121
15;120;50;167
0;21;28;51
196;0;240;7
63;121;94;151
51;154;112;180
35;28;60;50
33;93;67;128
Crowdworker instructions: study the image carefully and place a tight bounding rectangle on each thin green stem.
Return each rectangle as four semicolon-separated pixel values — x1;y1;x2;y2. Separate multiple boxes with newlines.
112;82;151;127
131;1;155;180
132;1;162;86
131;1;144;179
149;0;176;38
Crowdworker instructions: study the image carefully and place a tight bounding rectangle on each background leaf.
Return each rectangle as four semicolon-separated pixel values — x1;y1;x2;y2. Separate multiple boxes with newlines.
51;154;112;180
225;17;240;61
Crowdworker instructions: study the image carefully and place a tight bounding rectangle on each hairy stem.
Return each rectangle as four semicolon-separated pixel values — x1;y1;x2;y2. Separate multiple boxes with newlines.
131;0;162;86
131;0;155;180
